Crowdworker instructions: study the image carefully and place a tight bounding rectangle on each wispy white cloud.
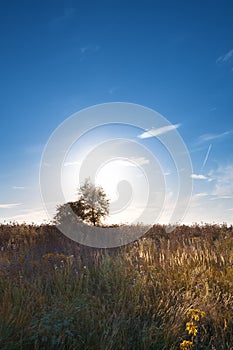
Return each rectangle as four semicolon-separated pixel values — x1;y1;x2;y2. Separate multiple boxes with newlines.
198;130;232;143
216;49;233;63
202;144;212;169
181;165;233;224
184;193;233;224
80;45;100;54
138;124;180;139
210;195;233;200
80;45;100;61
112;157;150;167
191;174;208;180
211;165;233;199
63;161;81;167
12;186;27;190
192;192;209;198
130;157;150;166
0;203;21;209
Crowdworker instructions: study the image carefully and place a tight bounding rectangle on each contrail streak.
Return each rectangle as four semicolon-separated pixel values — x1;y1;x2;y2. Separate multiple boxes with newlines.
202;144;212;169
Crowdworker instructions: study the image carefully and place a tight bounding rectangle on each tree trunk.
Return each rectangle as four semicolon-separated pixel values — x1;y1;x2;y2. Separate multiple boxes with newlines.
91;207;96;226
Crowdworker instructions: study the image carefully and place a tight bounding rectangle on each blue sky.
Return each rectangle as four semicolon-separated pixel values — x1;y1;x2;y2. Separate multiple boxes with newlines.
1;0;233;225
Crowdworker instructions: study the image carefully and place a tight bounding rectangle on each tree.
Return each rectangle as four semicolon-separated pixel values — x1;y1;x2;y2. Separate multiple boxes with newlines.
54;199;86;225
54;179;109;226
78;178;109;226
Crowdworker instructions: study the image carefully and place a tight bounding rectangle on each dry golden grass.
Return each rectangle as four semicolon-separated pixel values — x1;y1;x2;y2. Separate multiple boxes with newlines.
0;223;232;349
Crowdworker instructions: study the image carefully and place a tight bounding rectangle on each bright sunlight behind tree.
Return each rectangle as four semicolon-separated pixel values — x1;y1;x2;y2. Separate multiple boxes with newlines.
55;178;109;226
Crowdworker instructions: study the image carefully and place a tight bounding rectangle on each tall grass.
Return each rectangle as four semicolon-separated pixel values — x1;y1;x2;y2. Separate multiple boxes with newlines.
0;223;232;349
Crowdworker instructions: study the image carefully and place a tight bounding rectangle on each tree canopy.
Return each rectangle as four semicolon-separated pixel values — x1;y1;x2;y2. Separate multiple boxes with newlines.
54;179;109;226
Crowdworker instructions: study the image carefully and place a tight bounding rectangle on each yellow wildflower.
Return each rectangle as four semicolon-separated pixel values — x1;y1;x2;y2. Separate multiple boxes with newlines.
180;340;193;349
186;322;198;336
187;308;206;321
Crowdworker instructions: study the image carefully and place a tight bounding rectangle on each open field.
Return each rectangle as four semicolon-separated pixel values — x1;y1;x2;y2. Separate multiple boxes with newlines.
0;223;232;349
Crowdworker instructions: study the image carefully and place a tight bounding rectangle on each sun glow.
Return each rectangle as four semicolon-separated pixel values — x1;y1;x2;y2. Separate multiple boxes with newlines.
95;159;149;225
